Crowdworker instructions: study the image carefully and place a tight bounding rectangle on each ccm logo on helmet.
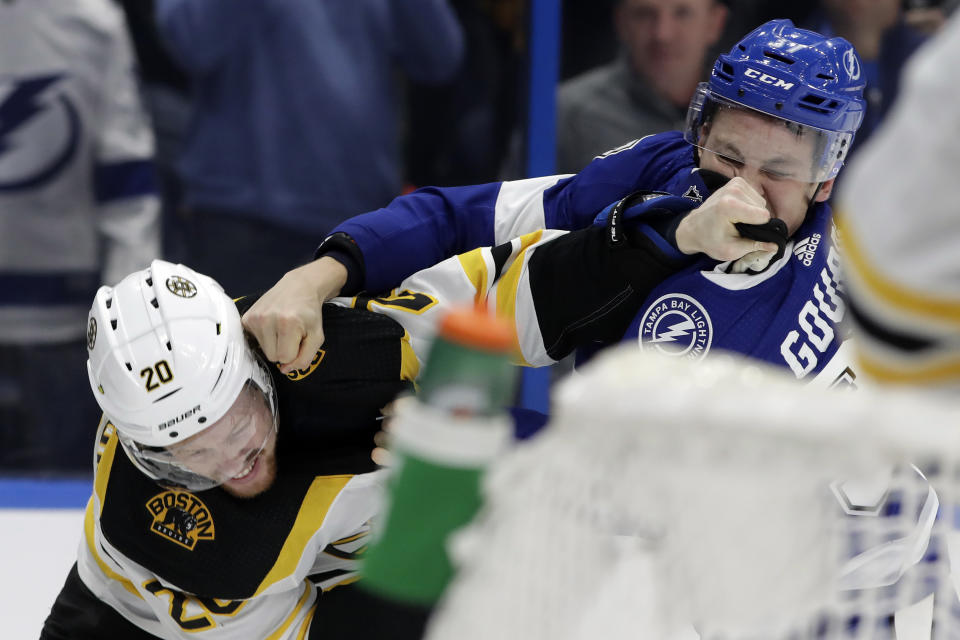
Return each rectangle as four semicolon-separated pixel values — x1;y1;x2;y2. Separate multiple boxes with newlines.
744;68;795;91
158;404;202;431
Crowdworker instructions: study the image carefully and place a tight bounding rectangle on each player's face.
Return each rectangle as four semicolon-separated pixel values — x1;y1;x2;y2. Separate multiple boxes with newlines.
167;385;278;499
616;0;726;99
697;107;835;236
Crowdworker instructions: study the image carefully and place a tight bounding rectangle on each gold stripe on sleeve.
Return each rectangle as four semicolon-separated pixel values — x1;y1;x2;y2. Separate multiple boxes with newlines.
400;330;420;383
855;347;960;385
456;247;489;307
296;603;318;640
837;213;960;325
83;503;143;599
494;230;543;366
266;581;314;640
86;420;143;599
253;475;353;596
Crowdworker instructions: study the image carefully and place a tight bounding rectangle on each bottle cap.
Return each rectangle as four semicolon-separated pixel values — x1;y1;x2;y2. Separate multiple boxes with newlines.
437;307;514;354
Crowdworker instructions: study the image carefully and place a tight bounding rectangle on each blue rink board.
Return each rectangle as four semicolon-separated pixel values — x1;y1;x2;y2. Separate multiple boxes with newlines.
0;477;92;509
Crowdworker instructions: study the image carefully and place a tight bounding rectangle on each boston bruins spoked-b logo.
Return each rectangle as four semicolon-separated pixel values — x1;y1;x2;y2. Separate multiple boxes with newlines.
638;293;713;361
146;490;215;550
87;317;97;350
165;275;197;298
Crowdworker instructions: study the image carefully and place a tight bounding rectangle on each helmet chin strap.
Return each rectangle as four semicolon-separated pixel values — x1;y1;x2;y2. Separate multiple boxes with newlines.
809;181;823;206
804;181;825;221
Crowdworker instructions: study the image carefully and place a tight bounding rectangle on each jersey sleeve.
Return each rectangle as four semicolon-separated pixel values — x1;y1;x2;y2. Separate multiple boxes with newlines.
328;132;692;294
340;215;693;369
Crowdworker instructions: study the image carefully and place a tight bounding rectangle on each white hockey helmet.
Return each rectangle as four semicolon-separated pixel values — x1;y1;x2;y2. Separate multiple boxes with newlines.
86;259;277;490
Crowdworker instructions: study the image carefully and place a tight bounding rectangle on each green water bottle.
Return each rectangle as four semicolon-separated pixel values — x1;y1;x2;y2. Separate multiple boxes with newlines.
417;307;518;415
360;306;518;606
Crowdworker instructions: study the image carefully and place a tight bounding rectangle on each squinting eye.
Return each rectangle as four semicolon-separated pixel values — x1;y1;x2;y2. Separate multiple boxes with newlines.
762;169;794;181
717;153;744;168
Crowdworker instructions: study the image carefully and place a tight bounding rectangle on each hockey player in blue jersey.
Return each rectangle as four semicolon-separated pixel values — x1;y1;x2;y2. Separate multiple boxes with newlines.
244;19;867;389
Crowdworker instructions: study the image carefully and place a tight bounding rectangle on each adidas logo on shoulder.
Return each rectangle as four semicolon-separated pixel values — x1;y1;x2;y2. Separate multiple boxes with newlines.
792;233;822;267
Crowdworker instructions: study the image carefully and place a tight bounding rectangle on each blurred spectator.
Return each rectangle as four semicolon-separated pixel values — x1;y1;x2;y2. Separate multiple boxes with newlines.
804;0;929;157
0;0;160;472
553;0;729;175
154;1;465;295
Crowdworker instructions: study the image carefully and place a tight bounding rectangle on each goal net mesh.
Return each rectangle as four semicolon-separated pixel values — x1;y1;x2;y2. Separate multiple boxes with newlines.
423;345;960;640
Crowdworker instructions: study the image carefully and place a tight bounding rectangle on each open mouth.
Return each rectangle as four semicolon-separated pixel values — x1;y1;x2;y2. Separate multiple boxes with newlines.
230;451;261;482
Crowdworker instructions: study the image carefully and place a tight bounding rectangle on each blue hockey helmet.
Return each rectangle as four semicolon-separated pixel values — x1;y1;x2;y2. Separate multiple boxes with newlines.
684;19;867;182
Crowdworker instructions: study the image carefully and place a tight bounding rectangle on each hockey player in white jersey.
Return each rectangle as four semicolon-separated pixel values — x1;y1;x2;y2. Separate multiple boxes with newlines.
838;12;960;392
42;261;393;639
0;0;160;469
835;12;960;638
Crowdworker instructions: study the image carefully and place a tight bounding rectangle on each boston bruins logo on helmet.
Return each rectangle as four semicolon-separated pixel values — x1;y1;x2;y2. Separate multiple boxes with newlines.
87;317;97;350
166;275;197;298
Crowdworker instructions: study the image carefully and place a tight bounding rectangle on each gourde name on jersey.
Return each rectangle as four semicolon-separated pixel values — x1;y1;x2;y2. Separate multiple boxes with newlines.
780;239;844;378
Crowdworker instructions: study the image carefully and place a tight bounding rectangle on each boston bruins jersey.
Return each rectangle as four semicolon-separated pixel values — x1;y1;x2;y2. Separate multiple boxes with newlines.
837;13;960;392
330;220;688;376
51;303;416;639
76;419;382;639
329;229;570;370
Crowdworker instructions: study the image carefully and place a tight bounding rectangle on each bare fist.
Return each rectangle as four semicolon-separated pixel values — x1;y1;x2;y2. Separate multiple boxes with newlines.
674;177;779;262
242;257;347;373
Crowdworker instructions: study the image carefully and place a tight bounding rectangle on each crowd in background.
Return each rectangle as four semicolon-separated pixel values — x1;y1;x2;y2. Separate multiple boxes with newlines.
1;0;956;476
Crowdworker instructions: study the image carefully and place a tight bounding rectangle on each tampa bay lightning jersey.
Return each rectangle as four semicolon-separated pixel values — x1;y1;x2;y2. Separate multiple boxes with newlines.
0;0;159;343
624;198;850;383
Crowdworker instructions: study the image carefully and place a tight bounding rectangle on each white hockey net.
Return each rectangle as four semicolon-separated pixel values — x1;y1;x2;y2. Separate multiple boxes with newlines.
424;345;960;640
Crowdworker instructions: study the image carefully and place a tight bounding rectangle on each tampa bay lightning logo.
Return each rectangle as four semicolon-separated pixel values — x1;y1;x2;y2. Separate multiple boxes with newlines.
0;73;80;191
842;49;861;81
637;293;713;360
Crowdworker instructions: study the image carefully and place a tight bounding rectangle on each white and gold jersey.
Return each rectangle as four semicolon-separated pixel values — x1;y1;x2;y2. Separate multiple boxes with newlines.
331;228;571;375
75;417;384;640
837;13;960;391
